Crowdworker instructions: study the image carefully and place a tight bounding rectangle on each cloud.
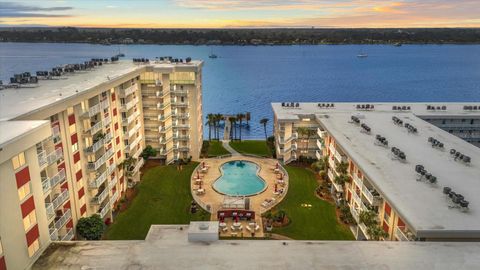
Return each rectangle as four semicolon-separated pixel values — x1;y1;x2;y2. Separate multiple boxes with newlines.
0;1;73;18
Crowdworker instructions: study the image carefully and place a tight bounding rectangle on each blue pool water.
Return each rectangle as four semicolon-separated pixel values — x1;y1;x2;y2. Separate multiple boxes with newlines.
213;160;266;196
1;43;479;138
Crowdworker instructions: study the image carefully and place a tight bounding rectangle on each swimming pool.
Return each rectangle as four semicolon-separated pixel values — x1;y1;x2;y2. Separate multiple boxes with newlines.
213;160;267;196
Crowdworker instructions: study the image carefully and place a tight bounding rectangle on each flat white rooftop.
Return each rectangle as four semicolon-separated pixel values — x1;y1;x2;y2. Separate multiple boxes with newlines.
0;120;50;147
272;102;480;238
272;102;480;121
0;60;202;121
33;225;480;270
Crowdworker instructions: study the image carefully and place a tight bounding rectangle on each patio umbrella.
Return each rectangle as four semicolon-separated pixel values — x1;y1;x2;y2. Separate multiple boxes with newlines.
276;163;279;169
197;171;200;178
198;181;202;189
202;161;205;168
274;184;278;192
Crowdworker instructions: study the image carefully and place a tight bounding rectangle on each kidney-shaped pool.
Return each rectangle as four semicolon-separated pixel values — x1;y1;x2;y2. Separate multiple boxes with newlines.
212;160;267;196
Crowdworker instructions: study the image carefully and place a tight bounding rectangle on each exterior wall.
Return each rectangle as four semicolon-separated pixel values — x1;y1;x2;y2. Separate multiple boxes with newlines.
419;116;480;147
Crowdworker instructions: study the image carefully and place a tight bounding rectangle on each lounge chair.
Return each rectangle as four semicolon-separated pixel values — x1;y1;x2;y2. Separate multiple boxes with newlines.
222;227;228;232
239;225;243;231
246;225;252;232
255;225;260;231
230;225;236;231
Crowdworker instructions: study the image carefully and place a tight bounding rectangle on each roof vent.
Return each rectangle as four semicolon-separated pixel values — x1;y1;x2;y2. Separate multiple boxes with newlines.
375;134;388;147
404;123;418;133
446;188;469;212
390;147;406;162
428;137;444;149
450;149;471;165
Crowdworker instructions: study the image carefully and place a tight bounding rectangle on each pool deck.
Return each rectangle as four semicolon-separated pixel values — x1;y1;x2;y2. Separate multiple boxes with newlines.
191;155;289;238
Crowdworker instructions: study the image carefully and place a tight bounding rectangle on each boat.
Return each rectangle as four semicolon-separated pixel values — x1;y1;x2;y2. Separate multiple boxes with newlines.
209;53;218;59
357;53;368;58
393;43;402;47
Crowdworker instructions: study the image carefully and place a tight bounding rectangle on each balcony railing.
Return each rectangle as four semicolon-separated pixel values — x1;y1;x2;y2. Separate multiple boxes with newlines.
172;113;189;119
351;190;362;208
171;101;189;107
334;149;347;163
362;185;380;205
121;97;139;111
122;111;140;126
350;206;360;223
89;163;116;189
120;85;137;96
52;189;69;209
49;227;59;241
129;158;145;175
277;132;298;144
159;125;172;132
159;113;172;121
133;147;143;159
37;148;63;167
171;89;188;95
353;174;363;189
85;132;112;153
98;203;110;218
317;128;326;139
54;209;71;229
45;203;55;220
173;122;190;129
108;176;118;190
91;188;109;205
173;135;189;141
127;135;142;152
315;150;321;160
87;147;114;171
109;191;119;207
128;123;142;138
61;227;75;241
395;227;411;241
83;100;109;118
283;143;297;153
158;102;171;110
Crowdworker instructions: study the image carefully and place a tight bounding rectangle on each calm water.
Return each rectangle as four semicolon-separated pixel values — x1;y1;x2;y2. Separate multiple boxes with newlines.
1;43;479;138
213;160;266;196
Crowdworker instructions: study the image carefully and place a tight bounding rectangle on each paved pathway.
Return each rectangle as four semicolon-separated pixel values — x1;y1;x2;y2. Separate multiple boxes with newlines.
222;140;240;155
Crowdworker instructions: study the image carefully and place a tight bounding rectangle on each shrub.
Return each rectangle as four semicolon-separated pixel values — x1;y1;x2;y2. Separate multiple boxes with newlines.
76;214;104;240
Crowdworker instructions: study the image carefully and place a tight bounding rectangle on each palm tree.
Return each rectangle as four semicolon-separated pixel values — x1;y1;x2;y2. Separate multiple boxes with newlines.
228;116;236;140
237;113;245;141
260;118;269;140
215;114;223;140
206;114;214;141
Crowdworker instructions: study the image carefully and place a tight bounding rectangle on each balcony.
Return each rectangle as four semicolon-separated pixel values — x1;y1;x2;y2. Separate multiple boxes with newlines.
129;158;145;175
122;111;140;126
159;125;172;132
350;206;360;223
277;132;298;144
158;113;172;121
316;139;323;151
54;208;71;229
121;97;139;111
87;147;114;171
351;190;362;207
334;150;347;163
37;148;63;167
173;113;189;119
89;163;116;189
159;136;173;144
358;223;370;240
133;146;143;159
41;168;66;194
328;158;336;171
328;170;343;192
61;228;75;241
52;189;69;209
49;227;59;241
316;150;322;160
171;89;188;95
176;145;190;152
283;143;297;153
142;89;161;97
395;227;414;241
171;101;189;107
317;128;326;139
126;135;142;153
91;188;109;205
120;85;137;96
158;102;171;110
45;203;55;220
98;203;111;218
109;191;119;208
128;123;142;138
85;132;112;153
108;176;118;190
82;100;109;118
144;123;158;129
173;135;189;141
52;125;61;141
353;174;363;189
362;185;380;206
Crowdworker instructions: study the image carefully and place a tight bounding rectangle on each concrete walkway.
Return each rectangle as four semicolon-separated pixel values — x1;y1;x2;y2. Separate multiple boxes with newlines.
222;140;240;155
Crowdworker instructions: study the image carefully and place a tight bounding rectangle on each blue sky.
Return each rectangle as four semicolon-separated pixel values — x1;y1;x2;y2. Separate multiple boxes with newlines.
1;0;479;28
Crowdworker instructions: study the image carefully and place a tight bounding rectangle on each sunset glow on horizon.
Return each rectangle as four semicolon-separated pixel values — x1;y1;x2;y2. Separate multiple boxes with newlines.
1;0;479;28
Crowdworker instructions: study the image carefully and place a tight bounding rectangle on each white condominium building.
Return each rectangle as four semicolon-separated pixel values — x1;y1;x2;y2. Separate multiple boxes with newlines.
272;102;480;241
0;58;203;270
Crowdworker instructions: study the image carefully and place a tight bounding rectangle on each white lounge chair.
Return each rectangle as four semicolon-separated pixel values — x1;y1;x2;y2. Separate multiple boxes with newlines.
246;225;252;232
255;225;260;231
222;227;228;232
230;225;236;231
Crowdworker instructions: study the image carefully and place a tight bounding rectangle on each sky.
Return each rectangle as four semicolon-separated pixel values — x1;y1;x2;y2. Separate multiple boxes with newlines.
0;0;479;28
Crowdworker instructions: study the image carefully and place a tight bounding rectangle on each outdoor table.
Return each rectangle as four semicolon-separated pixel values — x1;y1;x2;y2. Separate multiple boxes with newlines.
233;222;241;227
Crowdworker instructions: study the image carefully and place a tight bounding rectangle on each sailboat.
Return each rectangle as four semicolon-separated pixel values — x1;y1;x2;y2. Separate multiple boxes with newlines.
357;50;368;58
209;49;218;59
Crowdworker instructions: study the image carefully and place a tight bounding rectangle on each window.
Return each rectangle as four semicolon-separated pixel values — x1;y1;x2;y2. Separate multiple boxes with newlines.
12;152;26;170
23;211;36;231
69;124;76;134
384;211;390;223
27;239;40;257
18;182;31;201
71;142;78;153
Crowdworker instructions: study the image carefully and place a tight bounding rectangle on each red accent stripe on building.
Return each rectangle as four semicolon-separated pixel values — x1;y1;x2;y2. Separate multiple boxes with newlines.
58;162;66;170
15;166;30;188
78;187;85;199
25;224;39;246
383;221;389;233
385;202;392;215
114;122;119;131
76;170;82;182
120;176;124;184
71;133;78;145
73;152;80;163
0;256;6;270
398;218;405;227
68;114;76;125
55;142;63;149
80;204;87;215
113;108;117;116
62;201;70;211
116;136;120;145
66;219;73;229
111;92;116;101
117;150;121;158
20;196;35;218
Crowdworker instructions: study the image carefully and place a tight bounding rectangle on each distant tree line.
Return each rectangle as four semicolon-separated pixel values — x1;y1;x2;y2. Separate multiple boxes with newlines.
0;27;479;45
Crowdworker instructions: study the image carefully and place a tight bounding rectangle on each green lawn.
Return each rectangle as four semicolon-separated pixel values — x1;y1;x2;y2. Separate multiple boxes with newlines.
271;166;354;240
105;162;210;240
207;140;230;157
229;140;271;157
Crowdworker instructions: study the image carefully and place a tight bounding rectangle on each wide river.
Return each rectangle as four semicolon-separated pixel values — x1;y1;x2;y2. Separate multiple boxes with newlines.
1;43;479;138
